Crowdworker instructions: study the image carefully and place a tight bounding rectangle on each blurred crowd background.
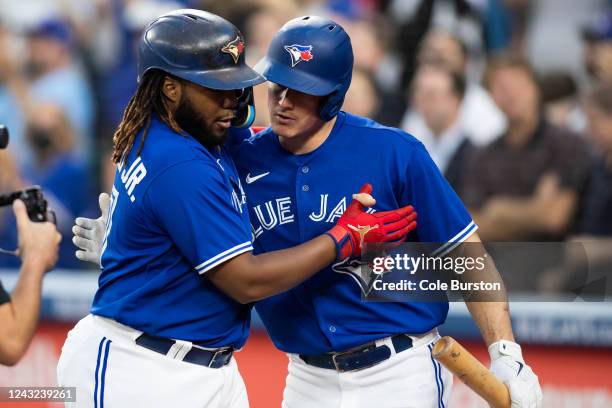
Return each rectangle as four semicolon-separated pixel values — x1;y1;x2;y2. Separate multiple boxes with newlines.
0;0;611;286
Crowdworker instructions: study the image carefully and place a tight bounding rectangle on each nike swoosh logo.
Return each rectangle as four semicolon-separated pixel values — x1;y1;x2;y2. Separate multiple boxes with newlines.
517;361;524;376
245;172;270;184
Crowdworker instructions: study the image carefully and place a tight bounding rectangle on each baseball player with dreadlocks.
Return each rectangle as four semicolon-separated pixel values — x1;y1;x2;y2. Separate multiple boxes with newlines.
58;10;417;408
73;13;542;408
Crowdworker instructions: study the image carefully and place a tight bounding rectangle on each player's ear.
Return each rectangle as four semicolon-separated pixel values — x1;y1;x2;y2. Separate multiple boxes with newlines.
162;76;182;104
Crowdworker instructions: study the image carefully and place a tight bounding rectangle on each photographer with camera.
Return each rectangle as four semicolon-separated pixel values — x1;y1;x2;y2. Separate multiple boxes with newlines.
0;199;60;366
0;124;61;366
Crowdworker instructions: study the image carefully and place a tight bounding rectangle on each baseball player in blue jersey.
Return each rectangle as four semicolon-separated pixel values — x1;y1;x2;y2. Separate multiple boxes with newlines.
59;10;418;408
73;14;542;408
236;17;540;408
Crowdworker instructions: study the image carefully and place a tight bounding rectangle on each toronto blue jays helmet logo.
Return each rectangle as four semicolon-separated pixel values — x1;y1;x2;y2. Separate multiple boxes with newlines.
221;36;245;64
284;44;314;67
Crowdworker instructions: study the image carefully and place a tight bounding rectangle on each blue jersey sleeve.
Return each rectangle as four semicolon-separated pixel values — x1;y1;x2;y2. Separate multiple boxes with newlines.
144;159;253;274
402;143;477;255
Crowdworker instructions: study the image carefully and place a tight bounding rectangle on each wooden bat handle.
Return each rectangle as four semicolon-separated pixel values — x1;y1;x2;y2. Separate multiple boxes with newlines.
432;336;511;408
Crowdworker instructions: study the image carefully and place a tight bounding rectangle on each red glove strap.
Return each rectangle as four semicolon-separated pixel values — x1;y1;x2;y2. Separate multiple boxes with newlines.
325;225;354;261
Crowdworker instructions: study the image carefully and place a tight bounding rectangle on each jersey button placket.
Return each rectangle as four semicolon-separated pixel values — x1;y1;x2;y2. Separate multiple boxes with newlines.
299;163;310;193
295;161;311;244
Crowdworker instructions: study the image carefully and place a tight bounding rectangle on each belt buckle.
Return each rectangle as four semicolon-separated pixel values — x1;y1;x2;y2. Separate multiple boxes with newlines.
331;352;347;372
331;342;377;372
208;347;231;368
331;347;360;373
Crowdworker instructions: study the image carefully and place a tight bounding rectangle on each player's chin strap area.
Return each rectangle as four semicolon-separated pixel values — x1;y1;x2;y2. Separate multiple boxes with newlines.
0;247;18;257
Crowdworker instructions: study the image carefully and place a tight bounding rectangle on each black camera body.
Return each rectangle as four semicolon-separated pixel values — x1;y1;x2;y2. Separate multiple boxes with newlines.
0;186;49;222
0;124;51;223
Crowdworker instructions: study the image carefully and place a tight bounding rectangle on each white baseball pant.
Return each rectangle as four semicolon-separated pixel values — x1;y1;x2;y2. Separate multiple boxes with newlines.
56;314;248;408
282;330;452;408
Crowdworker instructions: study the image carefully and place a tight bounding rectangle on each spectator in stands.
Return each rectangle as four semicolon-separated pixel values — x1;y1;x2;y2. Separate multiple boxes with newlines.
410;63;474;193
578;83;612;235
244;5;295;65
537;84;612;293
540;72;586;133
582;10;612;85
92;0;182;129
342;67;381;119
401;29;506;146
342;17;406;126
0;200;60;366
462;54;590;241
244;6;293;127
388;0;513;87
0;26;27;166
0;18;94;165
24;18;94;161
22;104;95;269
551;10;612;136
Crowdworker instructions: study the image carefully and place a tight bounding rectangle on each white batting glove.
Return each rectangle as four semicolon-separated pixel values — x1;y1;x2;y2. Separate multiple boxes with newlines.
72;193;109;266
489;340;542;408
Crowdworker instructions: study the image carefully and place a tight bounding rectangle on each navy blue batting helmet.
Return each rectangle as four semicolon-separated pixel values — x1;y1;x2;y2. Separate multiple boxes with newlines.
138;9;264;90
254;16;354;121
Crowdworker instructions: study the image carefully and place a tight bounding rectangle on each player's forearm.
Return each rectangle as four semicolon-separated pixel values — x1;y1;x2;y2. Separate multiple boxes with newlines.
246;235;336;298
208;235;336;303
466;301;515;346
456;234;515;345
0;259;45;365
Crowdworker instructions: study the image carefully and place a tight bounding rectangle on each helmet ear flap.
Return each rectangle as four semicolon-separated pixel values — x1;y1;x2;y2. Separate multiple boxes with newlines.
319;74;351;121
319;92;338;121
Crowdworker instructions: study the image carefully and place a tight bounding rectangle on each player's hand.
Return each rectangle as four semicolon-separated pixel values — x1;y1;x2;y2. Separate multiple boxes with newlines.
489;340;542;408
72;193;109;266
232;87;255;128
13;199;61;273
326;183;417;261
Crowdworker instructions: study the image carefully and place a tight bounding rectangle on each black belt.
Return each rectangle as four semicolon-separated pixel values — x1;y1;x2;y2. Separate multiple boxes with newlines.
135;333;233;368
299;334;413;372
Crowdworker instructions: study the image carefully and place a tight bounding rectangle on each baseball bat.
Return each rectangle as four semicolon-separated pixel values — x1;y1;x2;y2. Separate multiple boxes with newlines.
432;336;511;408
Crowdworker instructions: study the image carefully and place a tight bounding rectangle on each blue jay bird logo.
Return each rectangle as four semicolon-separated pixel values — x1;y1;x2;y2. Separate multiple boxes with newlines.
284;44;314;67
221;36;245;64
332;258;385;296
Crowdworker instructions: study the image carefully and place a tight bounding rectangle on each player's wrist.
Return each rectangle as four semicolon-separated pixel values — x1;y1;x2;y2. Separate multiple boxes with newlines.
325;225;353;261
488;339;523;362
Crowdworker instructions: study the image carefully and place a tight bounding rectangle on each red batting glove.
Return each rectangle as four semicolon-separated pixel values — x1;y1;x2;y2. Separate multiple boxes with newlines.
326;183;417;261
